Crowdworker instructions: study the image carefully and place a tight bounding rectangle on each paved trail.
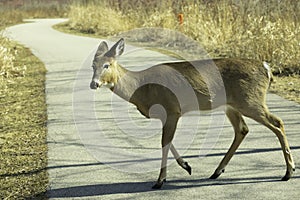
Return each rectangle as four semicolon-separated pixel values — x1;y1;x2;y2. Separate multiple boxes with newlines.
5;19;300;199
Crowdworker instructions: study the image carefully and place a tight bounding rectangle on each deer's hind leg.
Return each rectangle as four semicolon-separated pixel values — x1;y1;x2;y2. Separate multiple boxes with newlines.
210;106;249;179
152;114;179;189
245;107;295;181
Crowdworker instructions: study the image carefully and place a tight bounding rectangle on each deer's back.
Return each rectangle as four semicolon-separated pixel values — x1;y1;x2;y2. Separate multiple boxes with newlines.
129;58;271;116
161;58;271;110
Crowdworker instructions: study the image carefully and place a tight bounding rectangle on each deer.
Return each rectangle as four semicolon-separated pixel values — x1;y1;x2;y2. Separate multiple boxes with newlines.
89;38;295;189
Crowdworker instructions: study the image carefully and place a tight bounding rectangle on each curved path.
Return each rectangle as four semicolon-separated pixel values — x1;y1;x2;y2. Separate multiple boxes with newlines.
4;19;300;199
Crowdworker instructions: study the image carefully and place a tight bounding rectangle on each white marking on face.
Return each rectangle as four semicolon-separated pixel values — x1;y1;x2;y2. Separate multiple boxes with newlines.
103;82;114;89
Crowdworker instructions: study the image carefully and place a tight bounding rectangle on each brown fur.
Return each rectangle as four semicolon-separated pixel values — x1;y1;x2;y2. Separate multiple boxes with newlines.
90;39;295;189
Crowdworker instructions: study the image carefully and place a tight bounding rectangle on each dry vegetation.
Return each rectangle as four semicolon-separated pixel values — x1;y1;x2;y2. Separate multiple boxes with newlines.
63;0;300;102
0;1;65;198
0;0;69;29
67;0;299;73
0;36;48;199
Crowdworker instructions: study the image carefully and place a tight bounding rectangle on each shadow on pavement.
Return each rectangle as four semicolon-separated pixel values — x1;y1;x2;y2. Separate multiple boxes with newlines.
47;181;153;198
45;145;300;171
47;175;300;198
46;145;300;198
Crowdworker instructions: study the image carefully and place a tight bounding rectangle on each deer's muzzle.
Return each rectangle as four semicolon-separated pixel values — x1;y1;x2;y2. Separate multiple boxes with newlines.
90;80;100;90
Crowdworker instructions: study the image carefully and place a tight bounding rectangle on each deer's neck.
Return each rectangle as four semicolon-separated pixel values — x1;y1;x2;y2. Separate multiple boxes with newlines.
111;64;139;102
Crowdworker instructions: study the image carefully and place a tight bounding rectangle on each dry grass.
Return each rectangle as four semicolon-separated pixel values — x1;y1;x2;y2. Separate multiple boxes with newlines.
270;75;300;103
0;0;69;29
0;1;57;198
68;3;133;35
0;38;26;80
181;2;299;66
66;0;300;75
61;0;300;103
0;10;23;29
0;36;48;199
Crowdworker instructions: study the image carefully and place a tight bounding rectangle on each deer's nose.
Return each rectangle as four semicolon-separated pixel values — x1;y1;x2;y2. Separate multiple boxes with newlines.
90;81;99;89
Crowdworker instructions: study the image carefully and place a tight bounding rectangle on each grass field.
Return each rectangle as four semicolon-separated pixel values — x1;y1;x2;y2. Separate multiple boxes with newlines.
0;1;64;198
0;37;48;199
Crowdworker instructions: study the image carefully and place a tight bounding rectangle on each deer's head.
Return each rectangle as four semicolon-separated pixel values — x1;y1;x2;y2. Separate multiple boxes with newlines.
90;38;125;90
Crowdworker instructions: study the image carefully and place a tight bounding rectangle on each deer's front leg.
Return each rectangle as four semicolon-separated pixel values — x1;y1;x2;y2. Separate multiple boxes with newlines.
152;144;170;189
170;144;192;175
152;115;179;189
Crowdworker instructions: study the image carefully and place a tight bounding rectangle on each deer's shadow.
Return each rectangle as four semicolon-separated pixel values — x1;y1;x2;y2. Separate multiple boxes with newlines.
47;175;299;198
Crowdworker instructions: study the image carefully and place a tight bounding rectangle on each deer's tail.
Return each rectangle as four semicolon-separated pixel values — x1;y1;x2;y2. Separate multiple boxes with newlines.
263;61;274;88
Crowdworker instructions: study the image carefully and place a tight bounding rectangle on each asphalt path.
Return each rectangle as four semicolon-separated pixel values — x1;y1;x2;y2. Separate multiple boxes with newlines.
4;19;300;200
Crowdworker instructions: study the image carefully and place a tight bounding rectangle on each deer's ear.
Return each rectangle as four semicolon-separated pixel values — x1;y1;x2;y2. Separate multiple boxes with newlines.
95;41;109;57
105;38;125;57
114;38;125;56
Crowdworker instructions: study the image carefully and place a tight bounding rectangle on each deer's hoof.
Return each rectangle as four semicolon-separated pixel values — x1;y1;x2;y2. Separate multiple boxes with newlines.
209;169;225;179
183;162;192;175
281;168;295;181
152;179;166;189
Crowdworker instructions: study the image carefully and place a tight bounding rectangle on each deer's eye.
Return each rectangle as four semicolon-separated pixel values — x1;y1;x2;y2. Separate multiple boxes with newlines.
103;63;110;69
